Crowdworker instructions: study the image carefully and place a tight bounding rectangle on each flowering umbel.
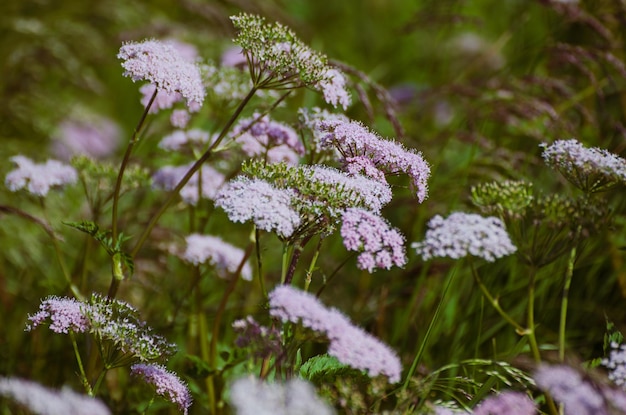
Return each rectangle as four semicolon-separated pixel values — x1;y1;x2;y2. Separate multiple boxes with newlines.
269;285;402;382
230;13;350;109
131;363;192;415
118;39;205;109
541;139;626;193
5;155;78;197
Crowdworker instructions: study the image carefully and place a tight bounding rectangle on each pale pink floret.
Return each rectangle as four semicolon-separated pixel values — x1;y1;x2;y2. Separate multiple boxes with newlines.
341;208;406;272
215;178;301;239
269;285;402;382
118;39;205;109
131;363;192;415
181;234;252;280
6;156;77;197
316;68;351;110
26;296;90;334
53;115;121;160
412;212;517;262
0;377;111;415
319;120;430;202
307;165;392;213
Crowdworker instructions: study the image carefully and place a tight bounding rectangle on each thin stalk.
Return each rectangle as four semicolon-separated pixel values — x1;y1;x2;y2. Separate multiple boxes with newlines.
70;331;92;396
304;238;323;292
526;266;541;363
402;265;457;390
559;226;581;362
130;86;258;258
470;261;524;333
254;227;267;298
111;88;157;242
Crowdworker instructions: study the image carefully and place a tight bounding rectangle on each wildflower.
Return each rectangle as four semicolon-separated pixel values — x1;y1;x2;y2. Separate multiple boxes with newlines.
269;285;402;382
541;139;626;193
158;129;214;152
533;364;605;415
471;180;534;220
229;377;334;415
298;107;349;157
232;114;304;164
319;119;430;202
602;342;626;387
230;13;350;108
341;208;406;272
131;363;192;414
5;155;78;197
152;163;225;205
180;234;252;280
26;296;90;334
0;377;111;415
53;114;121;160
170;109;191;128
118;39;205;109
412;212;517;262
473;391;536;415
87;294;176;363
215;177;301;239
307;165;392;213
232;316;282;358
140;83;183;113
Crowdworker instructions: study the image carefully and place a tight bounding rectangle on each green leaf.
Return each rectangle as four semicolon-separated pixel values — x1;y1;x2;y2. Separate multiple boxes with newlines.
299;354;367;384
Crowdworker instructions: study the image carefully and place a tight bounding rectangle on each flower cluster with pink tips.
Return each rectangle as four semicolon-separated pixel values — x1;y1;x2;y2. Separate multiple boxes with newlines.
268;285;402;382
319;119;431;203
180;234;252;280
131;363;192;415
5;155;77;197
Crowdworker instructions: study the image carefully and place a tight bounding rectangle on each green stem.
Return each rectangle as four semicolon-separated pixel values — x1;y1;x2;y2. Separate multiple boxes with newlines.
559;226;581;362
470;261;524;333
526;266;541;363
130;86;258;258
91;368;108;396
402;265;457;390
111;87;157;242
304;238;323;292
70;331;92;396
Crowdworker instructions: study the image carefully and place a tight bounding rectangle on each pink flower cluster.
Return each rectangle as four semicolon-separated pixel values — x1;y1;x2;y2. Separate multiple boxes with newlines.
131;363;192;415
413;212;517;262
473;391;536;415
26;296;89;334
269;285;402;382
319;119;430;202
341;208;406;272
118;39;205;109
180;234;252;280
215;177;301;239
232;114;304;165
152;162;225;205
5;155;77;197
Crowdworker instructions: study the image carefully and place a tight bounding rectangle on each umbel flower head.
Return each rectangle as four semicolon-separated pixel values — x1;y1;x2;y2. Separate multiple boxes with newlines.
0;377;111;415
179;234;253;280
413;212;517;262
318;119;431;202
27;294;176;365
230;13;351;109
473;391;536;415
541;139;626;193
131;363;192;415
152;162;225;206
269;285;402;382
229;377;334;415
118;39;205;109
5;155;78;197
341;208;406;272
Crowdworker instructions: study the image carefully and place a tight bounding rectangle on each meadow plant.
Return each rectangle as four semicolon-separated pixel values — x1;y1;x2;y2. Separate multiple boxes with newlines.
4;4;626;415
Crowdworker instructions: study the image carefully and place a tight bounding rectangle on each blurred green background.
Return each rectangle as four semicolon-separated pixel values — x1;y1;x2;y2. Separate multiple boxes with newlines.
2;0;626;413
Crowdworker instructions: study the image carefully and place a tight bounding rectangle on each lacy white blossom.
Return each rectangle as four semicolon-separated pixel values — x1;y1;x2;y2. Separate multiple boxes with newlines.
181;234;252;280
269;285;402;382
541;139;626;192
229;377;334;415
5;155;77;197
0;377;110;415
412;212;517;262
118;39;205;108
215;177;301;239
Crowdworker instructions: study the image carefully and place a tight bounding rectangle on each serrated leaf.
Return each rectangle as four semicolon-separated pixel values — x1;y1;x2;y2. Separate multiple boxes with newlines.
299;354;366;384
